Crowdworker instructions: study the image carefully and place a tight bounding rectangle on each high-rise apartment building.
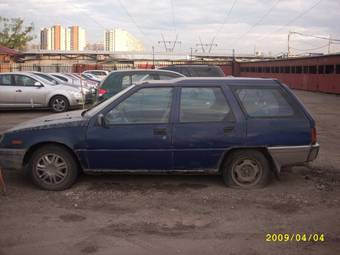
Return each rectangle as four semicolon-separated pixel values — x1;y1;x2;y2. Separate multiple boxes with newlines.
40;25;86;51
104;28;144;52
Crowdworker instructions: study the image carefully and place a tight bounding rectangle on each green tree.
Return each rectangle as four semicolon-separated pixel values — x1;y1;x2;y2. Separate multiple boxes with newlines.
0;17;34;50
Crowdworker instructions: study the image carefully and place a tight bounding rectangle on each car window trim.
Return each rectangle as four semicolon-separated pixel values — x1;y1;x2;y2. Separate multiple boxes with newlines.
176;85;236;124
104;86;176;126
230;85;301;119
0;74;12;86
13;74;39;87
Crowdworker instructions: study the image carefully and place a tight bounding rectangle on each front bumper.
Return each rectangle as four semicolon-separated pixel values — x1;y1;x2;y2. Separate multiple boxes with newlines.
0;148;26;170
268;143;320;172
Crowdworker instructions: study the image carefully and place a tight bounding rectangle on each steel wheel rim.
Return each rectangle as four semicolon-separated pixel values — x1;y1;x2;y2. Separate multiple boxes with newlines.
35;153;68;185
53;98;66;112
231;157;262;187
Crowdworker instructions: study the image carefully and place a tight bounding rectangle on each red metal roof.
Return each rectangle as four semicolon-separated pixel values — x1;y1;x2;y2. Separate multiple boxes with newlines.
0;45;19;56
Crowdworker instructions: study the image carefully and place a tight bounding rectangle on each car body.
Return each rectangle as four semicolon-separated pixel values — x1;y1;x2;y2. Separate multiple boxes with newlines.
97;69;184;101
50;73;78;85
0;72;84;112
47;73;96;103
60;73;100;88
31;71;96;104
159;64;225;77
0;77;319;190
82;70;109;80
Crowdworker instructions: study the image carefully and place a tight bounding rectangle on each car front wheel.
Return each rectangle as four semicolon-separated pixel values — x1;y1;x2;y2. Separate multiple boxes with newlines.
50;95;69;113
222;150;271;188
29;145;79;190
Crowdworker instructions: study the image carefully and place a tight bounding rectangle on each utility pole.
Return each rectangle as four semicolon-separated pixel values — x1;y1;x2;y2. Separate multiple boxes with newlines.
328;35;332;54
232;48;235;76
158;33;181;53
152;46;155;67
190;47;193;61
287;31;292;58
196;37;218;53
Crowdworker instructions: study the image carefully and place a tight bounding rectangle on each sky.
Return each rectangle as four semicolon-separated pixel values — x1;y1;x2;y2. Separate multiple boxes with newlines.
1;0;340;55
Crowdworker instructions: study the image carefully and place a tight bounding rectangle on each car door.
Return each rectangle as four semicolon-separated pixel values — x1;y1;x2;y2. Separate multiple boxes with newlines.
12;74;47;107
0;74;16;107
85;86;174;171
172;85;245;171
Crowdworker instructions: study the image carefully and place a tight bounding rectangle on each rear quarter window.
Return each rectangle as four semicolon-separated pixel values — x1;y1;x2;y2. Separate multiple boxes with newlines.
234;87;296;118
0;74;12;86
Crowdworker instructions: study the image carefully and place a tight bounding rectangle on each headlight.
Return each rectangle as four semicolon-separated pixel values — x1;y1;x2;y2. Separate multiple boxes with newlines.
71;91;82;98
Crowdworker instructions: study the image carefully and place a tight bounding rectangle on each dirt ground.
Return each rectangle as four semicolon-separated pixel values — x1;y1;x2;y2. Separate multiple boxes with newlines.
0;90;339;255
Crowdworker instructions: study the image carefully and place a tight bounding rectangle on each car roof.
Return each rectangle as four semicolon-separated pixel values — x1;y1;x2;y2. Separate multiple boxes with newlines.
109;69;184;76
83;70;108;72
137;77;279;86
160;64;220;68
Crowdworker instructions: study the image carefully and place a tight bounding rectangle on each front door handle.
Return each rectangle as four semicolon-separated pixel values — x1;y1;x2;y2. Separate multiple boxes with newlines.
223;126;234;133
153;128;167;136
15;89;22;92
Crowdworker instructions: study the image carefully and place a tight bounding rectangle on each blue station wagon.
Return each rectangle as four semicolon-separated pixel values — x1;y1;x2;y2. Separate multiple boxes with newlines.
0;77;319;190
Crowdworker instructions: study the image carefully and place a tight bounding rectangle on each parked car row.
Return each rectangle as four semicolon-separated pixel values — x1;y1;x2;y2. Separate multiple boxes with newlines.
0;65;226;113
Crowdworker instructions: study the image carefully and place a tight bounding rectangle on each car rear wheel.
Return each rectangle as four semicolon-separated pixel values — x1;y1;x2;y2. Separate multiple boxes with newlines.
29;145;78;191
222;150;271;188
50;95;69;113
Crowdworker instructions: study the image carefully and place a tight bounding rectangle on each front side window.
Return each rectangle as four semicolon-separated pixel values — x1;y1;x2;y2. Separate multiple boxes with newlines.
106;87;173;124
121;75;132;89
0;74;12;86
180;87;232;122
131;73;154;83
159;73;181;80
235;88;294;117
13;75;37;86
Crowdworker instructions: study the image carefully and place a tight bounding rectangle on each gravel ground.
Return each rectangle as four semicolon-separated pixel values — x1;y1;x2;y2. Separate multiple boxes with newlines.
0;90;340;255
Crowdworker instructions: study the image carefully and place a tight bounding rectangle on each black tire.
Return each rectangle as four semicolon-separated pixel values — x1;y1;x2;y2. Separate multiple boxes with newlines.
49;95;69;113
29;145;79;191
222;150;271;188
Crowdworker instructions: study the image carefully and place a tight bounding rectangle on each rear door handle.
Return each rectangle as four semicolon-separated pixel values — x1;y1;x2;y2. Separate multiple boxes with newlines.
223;126;234;133
153;128;167;136
16;89;22;92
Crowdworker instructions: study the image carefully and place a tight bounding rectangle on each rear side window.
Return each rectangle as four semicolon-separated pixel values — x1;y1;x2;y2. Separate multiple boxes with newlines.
180;87;233;122
0;74;12;86
189;67;224;77
235;88;294;117
158;73;182;80
101;73;123;91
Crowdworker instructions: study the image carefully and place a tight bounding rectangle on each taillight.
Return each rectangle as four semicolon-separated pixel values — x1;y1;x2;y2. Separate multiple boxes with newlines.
98;89;107;97
311;128;317;144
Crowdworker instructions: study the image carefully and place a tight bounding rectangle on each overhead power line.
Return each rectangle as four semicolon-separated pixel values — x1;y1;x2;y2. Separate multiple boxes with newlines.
232;0;281;45
291;43;329;52
256;0;324;42
170;0;176;34
292;31;340;42
68;1;108;30
209;0;238;49
117;0;151;43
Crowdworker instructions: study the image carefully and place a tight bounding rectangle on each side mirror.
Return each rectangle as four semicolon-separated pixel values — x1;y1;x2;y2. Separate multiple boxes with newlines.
97;113;107;127
34;81;43;87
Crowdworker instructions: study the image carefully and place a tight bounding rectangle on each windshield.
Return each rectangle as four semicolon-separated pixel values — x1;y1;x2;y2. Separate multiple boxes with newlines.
34;73;59;84
84;85;136;117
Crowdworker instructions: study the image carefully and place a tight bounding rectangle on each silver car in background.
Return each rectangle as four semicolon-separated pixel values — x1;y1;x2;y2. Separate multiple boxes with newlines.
82;70;109;80
0;72;84;112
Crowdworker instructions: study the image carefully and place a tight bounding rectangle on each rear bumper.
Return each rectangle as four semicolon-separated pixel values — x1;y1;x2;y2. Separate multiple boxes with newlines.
0;148;26;170
268;143;320;171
